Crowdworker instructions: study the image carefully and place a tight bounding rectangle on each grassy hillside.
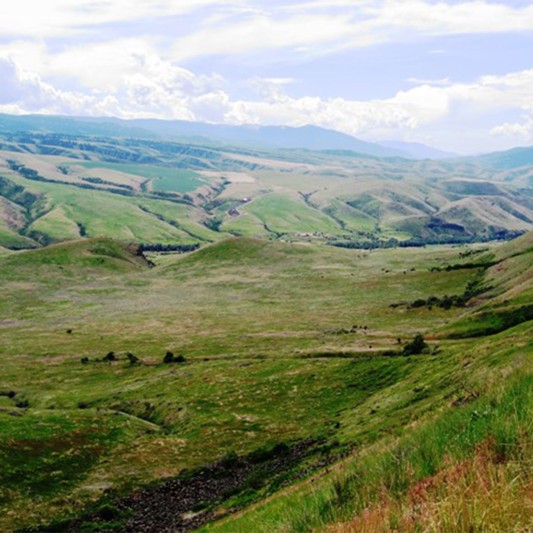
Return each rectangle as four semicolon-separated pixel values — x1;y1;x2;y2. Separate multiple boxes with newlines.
203;235;533;533
0;131;532;250
0;233;530;532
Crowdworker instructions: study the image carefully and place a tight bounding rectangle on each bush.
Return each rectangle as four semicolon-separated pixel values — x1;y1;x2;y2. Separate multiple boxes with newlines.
103;351;116;362
126;352;140;364
220;450;240;469
163;351;186;364
402;334;428;356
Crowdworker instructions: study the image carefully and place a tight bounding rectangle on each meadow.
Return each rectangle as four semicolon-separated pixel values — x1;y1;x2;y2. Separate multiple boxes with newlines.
0;232;531;531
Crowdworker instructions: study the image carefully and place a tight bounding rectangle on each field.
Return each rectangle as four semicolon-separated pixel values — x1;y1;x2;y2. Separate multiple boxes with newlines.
0;129;532;251
66;162;206;193
0;232;531;531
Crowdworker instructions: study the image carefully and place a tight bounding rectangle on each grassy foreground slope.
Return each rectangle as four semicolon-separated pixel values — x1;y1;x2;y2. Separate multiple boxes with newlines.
205;234;533;533
0;235;531;532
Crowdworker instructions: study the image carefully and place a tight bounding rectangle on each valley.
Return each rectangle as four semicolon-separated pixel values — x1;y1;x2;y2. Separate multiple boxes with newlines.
0;232;531;531
0;115;531;532
0;115;532;253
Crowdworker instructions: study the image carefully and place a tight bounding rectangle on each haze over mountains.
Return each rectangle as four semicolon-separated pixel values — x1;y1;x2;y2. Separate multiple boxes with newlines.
0;113;450;159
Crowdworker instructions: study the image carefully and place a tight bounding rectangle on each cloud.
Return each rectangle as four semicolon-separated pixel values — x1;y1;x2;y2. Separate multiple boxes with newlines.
2;51;533;152
0;56;100;115
405;77;451;86
491;115;533;141
0;0;242;37
4;2;533;59
167;1;533;61
171;12;365;61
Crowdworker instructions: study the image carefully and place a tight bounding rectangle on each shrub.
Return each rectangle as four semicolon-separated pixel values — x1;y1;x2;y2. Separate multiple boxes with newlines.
163;351;186;364
103;351;116;362
402;334;428;356
126;352;140;364
220;450;240;469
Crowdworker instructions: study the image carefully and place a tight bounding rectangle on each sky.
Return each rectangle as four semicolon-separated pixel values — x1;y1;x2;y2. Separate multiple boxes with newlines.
0;1;533;154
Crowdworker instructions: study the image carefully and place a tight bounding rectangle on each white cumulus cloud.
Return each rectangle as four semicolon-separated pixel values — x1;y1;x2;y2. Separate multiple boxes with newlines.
2;52;533;153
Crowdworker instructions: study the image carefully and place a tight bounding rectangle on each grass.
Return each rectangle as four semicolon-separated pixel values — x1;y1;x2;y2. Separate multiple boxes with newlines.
2;145;532;248
237;193;341;235
205;331;532;532
67;162;206;193
3;172;219;245
28;206;81;241
0;234;530;531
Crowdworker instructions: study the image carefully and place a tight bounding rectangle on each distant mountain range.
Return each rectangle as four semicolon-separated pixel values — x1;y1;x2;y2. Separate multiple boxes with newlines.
378;140;457;160
466;146;533;170
0;113;452;160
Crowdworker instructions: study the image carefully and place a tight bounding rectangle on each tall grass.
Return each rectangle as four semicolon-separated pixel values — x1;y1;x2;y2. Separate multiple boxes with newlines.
282;371;533;532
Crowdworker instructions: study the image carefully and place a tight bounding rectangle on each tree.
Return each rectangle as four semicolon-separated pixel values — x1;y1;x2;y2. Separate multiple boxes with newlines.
402;334;428;355
103;351;116;362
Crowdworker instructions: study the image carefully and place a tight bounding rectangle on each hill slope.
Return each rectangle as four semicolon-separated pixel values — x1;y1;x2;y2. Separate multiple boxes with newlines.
203;234;532;532
0;130;532;250
0;234;530;532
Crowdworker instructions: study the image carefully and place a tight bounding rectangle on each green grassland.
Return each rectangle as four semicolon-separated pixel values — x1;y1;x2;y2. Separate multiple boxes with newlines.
68;162;206;193
0;130;532;532
0;168;218;246
1;134;532;250
0;232;531;531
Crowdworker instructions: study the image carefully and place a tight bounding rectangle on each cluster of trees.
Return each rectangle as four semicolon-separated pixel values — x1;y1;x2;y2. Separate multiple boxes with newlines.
0;176;43;213
330;230;525;250
81;177;134;191
139;243;200;253
407;278;486;311
429;260;496;272
80;350;187;365
150;190;195;205
204;217;223;232
402;334;429;355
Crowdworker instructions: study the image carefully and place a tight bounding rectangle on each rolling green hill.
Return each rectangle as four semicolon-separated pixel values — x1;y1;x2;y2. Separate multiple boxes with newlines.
0;129;532;251
0;233;530;532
